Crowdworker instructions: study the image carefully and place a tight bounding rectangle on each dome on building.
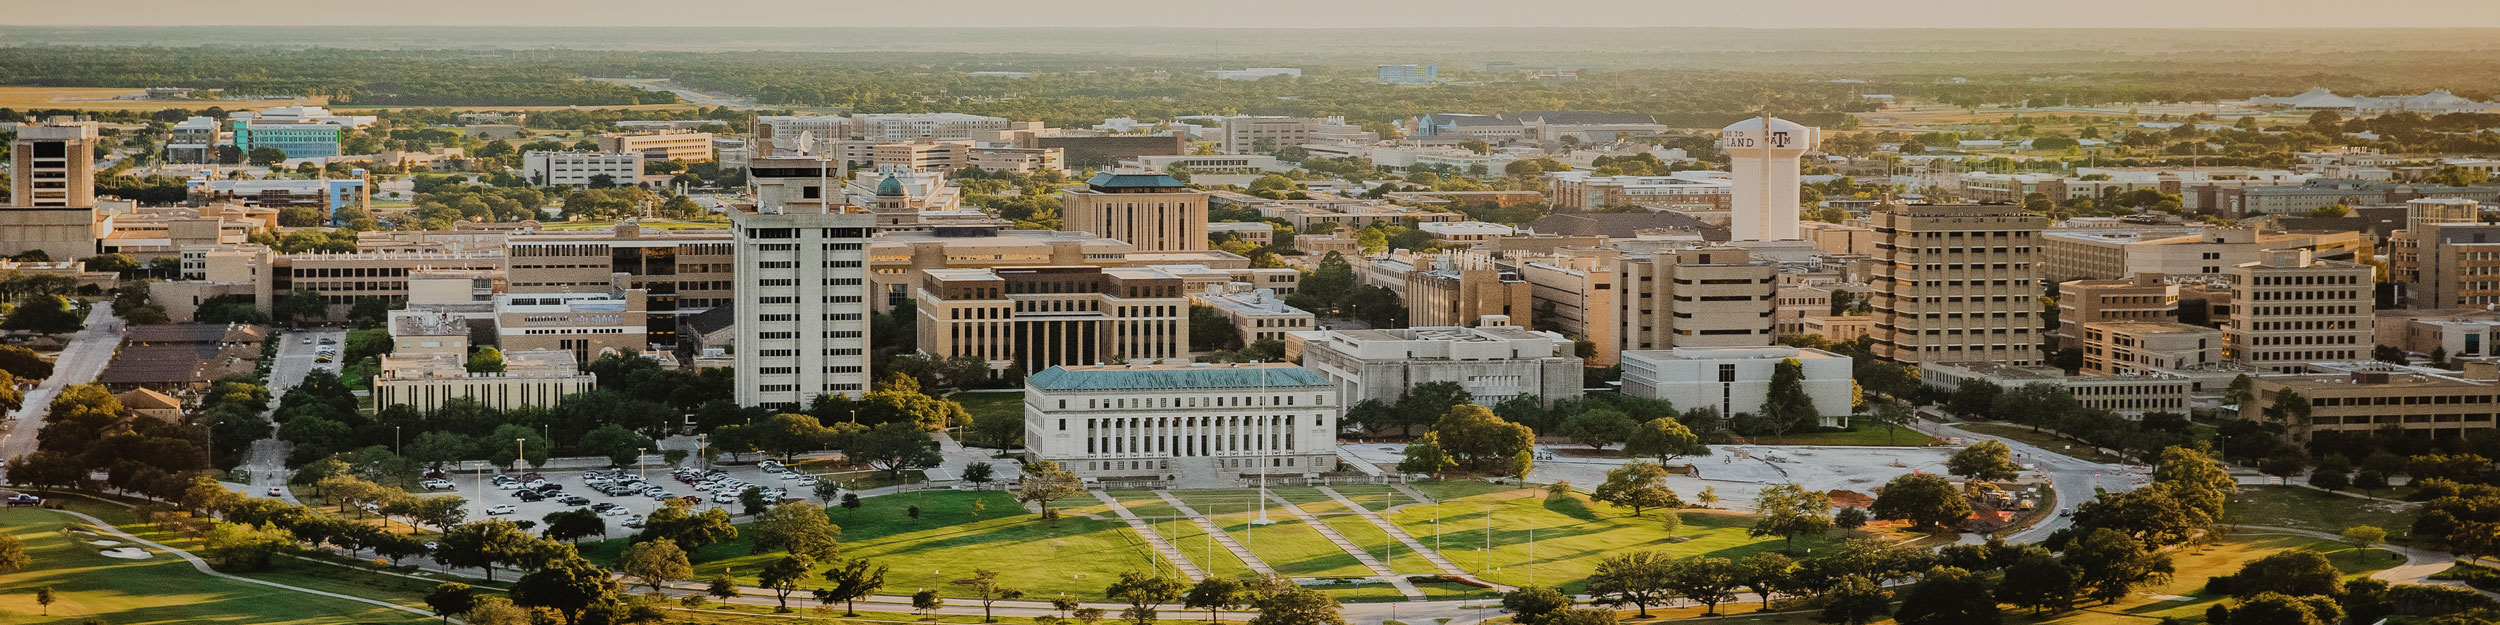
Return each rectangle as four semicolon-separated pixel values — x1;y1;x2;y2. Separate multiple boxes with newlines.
876;173;905;196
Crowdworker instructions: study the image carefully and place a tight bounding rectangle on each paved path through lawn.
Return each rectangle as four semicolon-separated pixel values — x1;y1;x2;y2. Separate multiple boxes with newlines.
1318;486;1513;591
57;509;443;620
2237;524;2500;599
1152;490;1277;577
1261;492;1424;599
1089;490;1205;581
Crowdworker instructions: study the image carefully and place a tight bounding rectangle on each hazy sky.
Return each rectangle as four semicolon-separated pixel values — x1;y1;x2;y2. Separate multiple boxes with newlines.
15;0;2500;28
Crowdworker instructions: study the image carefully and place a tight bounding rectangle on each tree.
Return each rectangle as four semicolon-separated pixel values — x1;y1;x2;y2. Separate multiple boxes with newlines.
248;146;288;166
2311;467;2350;491
1396;382;1473;436
1623;418;1707;462
1;295;81;335
849;421;942;479
34;586;54;616
1755;358;1822;435
510;555;621;624
707;575;740;602
1591;461;1681;517
619;539;692;592
1834;507;1870;533
757;554;815;612
0;534;28;573
1433;404;1533;467
426;583;478;622
1586;551;1674;617
437;519;536;582
272;288;329;325
1662;556;1739;616
1501;587;1572;625
2220;550;2341;599
203;521;292;570
1017;460;1085;517
1947;440;2022;484
953;568;1027;622
1820;576;1892;625
1999;552;2076;614
1750;483;1834;551
2061;528;2173;604
1245;586;1344;625
820;556;889;616
1659;509;1683;536
2229;592;2342;625
1075;607;1107;625
741;486;770;517
1560;409;1636;449
751;501;841;559
1895;566;2000;625
1735;551;1795;610
1397;433;1456;478
913;589;946;617
466;347;506;374
2341;525;2388;553
1870;473;1970;530
542;509;607;544
1104;570;1185;625
1182;576;1248;624
964;461;996;488
1697;487;1719;509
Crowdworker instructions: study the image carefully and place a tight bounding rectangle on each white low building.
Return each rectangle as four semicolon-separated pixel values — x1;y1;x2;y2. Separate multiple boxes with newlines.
1620;346;1854;427
1286;322;1583;409
1023;363;1339;484
524;151;644;188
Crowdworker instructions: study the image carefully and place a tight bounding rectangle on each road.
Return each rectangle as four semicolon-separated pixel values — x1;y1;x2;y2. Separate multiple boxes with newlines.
237;327;345;495
0;306;123;466
585;77;763;110
1919;419;2149;544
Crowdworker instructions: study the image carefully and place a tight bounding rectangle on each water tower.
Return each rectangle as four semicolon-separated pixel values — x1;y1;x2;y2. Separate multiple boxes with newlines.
1721;116;1821;242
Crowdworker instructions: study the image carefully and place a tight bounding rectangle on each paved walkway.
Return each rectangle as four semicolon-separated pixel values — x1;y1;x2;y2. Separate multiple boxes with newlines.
1089;491;1205;581
2235;525;2499;599
1260;492;1424;599
56;510;441;620
1318;486;1510;591
1153;490;1277;577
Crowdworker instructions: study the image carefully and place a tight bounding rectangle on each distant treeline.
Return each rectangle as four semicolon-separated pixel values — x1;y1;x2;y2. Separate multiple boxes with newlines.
0;48;672;106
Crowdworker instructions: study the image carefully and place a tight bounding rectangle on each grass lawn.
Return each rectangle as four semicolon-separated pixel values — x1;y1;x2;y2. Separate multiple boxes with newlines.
1383;485;1838;593
1213;511;1374;579
1955;423;2131;464
1269;488;1440;576
2011;535;2395;624
0;507;434;625
587;490;1170;600
951;392;1025;447
2222;485;2418;538
1745;424;1942;447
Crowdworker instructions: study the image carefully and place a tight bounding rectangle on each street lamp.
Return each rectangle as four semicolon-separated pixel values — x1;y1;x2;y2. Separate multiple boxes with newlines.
515;438;527;472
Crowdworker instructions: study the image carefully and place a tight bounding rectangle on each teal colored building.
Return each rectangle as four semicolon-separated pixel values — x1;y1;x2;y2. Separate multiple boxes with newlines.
229;121;342;159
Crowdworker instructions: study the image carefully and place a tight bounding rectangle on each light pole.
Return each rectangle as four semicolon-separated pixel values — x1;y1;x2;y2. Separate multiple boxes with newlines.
395;426;401;456
698;434;709;471
638;446;649;513
515;438;527;473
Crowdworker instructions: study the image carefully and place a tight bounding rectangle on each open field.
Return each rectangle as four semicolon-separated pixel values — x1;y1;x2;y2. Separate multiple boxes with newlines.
0;86;322;111
585;490;1170;600
2222;485;2417;538
1383;483;1843;593
0;506;435;625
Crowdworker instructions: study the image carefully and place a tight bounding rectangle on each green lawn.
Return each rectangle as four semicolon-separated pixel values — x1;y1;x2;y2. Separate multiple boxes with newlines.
1746;424;1942;447
1212;509;1375;579
0;507;434;625
951;392;1024;448
586;490;1172;600
1270;488;1440;575
1955;423;2131;464
2013;535;2395;624
1382;483;1838;593
2222;485;2418;538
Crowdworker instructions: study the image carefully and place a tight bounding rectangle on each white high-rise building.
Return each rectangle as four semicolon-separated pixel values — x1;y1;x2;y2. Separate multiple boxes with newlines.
1720;116;1820;242
732;203;876;409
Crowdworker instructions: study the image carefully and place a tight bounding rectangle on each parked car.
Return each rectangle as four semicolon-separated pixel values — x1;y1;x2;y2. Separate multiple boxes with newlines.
711;492;738;504
600;506;633;517
486;504;516;515
557;495;591;506
265;487;283;497
6;494;41;506
420;479;454;490
517;491;546;502
623;515;647;529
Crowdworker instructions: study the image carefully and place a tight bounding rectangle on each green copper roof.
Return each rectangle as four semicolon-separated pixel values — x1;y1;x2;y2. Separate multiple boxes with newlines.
1028;366;1333;391
875;173;905;196
1085;172;1186;188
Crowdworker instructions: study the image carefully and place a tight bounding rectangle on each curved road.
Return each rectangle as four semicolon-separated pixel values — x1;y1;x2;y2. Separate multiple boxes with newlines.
0;307;122;467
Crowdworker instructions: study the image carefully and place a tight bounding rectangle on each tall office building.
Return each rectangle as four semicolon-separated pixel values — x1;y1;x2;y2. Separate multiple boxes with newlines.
3;119;102;261
731;204;876;409
1615;246;1777;352
1870;203;2048;366
1058;172;1210;252
2390;198;2500;309
1720;116;1819;242
2225;249;2373;373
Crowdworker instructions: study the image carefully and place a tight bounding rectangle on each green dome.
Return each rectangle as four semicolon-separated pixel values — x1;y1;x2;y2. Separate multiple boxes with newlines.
875;173;905;196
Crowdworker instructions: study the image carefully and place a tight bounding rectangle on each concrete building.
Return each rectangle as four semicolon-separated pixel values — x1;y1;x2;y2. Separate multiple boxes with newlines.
914;266;1189;374
1059;171;1210;252
850;113;1013;141
523;151;644;188
1620;346;1853;427
1617;246;1777;353
754;115;850;156
2390;198;2500;309
1404;253;1534;328
228;120;342;159
598;131;713;163
494;290;649;367
167;116;221;164
1546;170;1734;213
1721;117;1820;242
1287;323;1582;409
1921;361;2195;417
1518;256;1620;366
2040;225;2368;283
2375;309;2500;359
2225;250;2374;373
1419;221;1516;244
506;224;736;347
730;204;875;410
1378;64;1439;84
2081;321;2221;376
1190;283;1314;346
373;348;597;413
2;119;103;262
188;176;370;217
1022;363;1339;484
2056;275;2181;349
1218;116;1349;154
1869;203;2048;366
2244;361;2499;442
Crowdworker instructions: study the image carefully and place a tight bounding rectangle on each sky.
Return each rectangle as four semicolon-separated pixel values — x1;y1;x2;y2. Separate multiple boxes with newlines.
12;0;2500;29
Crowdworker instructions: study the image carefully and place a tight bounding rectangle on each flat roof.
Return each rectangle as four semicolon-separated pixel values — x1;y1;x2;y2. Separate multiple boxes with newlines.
1029;364;1331;391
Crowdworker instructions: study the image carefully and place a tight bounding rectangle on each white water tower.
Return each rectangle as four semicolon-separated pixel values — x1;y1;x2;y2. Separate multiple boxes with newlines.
1721;116;1821;242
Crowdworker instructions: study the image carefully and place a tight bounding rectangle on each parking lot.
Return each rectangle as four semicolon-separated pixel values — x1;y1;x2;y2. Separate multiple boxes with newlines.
426;459;841;528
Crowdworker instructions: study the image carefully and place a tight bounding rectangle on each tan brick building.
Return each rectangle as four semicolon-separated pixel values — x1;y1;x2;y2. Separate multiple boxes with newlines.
2245;361;2500;442
1616;246;1776;353
2056;275;2181;349
915;266;1190;373
1059;172;1210;252
1869;203;2047;366
2225;250;2374;372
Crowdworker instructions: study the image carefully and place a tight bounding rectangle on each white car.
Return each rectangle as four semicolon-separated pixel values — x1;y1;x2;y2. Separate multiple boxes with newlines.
793;475;820;486
420;479;455;490
600;506;633;517
495;481;523;491
486;504;517;516
712;492;739;504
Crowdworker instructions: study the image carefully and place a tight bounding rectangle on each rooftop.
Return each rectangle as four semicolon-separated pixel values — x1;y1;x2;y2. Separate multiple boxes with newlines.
1028;364;1332;391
